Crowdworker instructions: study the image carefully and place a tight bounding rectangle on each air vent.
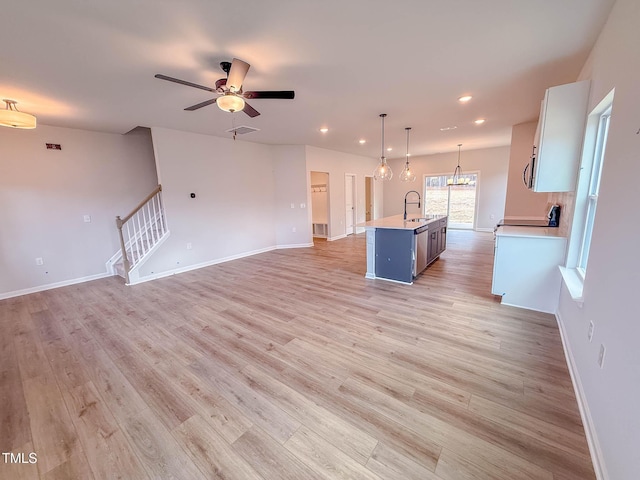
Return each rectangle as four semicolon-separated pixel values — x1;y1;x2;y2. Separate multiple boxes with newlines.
226;125;260;135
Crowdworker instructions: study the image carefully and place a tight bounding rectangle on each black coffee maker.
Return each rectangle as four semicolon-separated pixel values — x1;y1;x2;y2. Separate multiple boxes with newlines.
548;205;561;227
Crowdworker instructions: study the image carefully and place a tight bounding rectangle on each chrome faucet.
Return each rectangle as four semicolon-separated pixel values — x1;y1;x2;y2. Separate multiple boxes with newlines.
404;190;421;220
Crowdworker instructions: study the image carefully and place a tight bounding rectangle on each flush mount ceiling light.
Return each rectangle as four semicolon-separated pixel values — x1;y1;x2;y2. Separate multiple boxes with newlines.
0;99;37;129
373;113;392;181
474;118;486;125
440;125;457;131
319;127;329;133
448;144;470;186
358;139;366;144
458;95;472;103
399;127;416;182
216;93;246;113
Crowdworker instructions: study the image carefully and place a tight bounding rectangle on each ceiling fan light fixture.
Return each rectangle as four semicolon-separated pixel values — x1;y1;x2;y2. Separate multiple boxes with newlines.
0;99;36;129
217;93;245;113
400;127;416;182
373;114;393;181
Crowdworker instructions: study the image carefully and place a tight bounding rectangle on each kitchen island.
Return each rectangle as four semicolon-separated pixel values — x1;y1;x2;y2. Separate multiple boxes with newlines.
360;214;448;284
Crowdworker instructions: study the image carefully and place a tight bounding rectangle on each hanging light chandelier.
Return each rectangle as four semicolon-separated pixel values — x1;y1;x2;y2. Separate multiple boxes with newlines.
0;99;37;129
373;113;392;181
399;127;416;182
448;143;470;186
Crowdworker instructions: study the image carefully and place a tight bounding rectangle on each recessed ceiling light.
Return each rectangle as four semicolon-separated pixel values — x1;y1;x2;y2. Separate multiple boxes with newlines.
458;95;472;103
439;125;458;131
474;118;486;125
359;139;366;144
319;127;329;133
387;147;393;151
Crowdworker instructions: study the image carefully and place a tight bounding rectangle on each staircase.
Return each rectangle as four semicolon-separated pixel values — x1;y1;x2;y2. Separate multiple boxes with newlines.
107;185;170;285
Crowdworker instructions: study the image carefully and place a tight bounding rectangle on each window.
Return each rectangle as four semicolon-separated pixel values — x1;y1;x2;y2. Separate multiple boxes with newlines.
560;90;613;301
577;105;611;277
424;173;478;229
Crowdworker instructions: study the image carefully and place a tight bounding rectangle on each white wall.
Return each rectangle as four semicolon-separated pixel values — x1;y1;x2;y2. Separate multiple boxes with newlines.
273;145;313;247
0;125;158;297
384;146;510;230
139;127;277;278
504;121;550;218
305;146;382;239
555;1;640;478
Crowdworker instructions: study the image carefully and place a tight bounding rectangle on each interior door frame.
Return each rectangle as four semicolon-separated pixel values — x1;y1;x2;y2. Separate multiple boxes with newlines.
345;173;357;235
364;175;375;224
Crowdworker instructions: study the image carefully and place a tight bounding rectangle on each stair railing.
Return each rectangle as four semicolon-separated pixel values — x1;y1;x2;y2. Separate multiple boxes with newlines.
115;185;166;283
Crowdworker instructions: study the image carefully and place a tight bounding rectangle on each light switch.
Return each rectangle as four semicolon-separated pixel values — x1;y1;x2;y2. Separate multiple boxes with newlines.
83;215;91;223
300;203;306;209
291;203;295;209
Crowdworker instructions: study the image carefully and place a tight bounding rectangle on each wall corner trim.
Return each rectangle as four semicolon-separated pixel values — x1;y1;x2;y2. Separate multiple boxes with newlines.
555;310;608;480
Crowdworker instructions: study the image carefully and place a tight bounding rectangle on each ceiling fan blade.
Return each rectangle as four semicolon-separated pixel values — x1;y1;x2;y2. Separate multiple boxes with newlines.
243;91;295;99
242;102;260;118
226;58;250;93
184;98;218;111
155;74;216;92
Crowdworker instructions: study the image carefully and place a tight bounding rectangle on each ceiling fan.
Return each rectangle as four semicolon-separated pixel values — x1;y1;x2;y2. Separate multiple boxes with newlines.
155;58;295;118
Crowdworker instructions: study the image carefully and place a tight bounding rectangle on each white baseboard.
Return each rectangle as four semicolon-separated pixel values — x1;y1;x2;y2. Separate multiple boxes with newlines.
555;310;608;480
328;234;347;241
0;272;113;300
475;227;495;232
276;242;314;249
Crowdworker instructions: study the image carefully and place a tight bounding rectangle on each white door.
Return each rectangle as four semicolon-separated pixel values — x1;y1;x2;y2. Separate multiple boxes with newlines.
345;174;355;235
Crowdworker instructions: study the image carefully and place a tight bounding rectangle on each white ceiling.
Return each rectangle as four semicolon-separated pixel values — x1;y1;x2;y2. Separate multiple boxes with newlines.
1;0;615;158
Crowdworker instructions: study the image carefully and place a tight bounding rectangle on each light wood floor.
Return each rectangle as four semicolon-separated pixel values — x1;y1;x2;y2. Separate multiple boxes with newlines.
0;230;595;479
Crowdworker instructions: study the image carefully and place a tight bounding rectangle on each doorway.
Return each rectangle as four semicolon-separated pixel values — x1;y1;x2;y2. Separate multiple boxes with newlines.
365;176;374;222
345;174;356;235
311;171;330;238
424;173;478;229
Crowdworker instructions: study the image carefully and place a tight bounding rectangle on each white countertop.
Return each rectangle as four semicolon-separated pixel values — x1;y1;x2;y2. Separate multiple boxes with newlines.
496;225;566;239
358;214;447;230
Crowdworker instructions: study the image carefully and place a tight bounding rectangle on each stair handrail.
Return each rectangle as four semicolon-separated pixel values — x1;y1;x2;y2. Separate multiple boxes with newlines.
118;185;162;224
116;185;165;284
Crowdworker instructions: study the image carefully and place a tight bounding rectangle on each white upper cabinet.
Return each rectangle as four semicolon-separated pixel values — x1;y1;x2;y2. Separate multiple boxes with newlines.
527;80;590;192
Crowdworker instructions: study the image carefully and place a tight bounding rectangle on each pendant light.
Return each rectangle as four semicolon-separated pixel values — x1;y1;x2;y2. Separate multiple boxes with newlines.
0;99;37;129
448;143;470;186
399;127;416;182
373;113;392;181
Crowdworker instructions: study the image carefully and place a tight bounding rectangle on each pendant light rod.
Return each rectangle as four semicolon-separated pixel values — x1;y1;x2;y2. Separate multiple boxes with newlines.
405;127;411;162
373;113;392;181
380;113;387;159
400;127;416;182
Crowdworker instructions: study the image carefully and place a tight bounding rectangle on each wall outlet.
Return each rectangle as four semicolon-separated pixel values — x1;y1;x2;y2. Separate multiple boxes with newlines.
588;321;594;342
300;203;306;209
490;214;495;219
290;203;295;209
83;215;91;223
35;257;44;266
598;344;606;368
292;227;297;233
186;242;192;250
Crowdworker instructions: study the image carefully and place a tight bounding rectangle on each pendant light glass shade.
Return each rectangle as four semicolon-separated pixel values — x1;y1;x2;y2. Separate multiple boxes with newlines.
399;127;416;182
448;144;470;186
373;113;393;181
217;93;245;113
0;99;36;129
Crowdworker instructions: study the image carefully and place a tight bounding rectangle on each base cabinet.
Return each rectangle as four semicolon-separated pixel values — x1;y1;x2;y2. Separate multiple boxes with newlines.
374;228;414;283
492;232;566;313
